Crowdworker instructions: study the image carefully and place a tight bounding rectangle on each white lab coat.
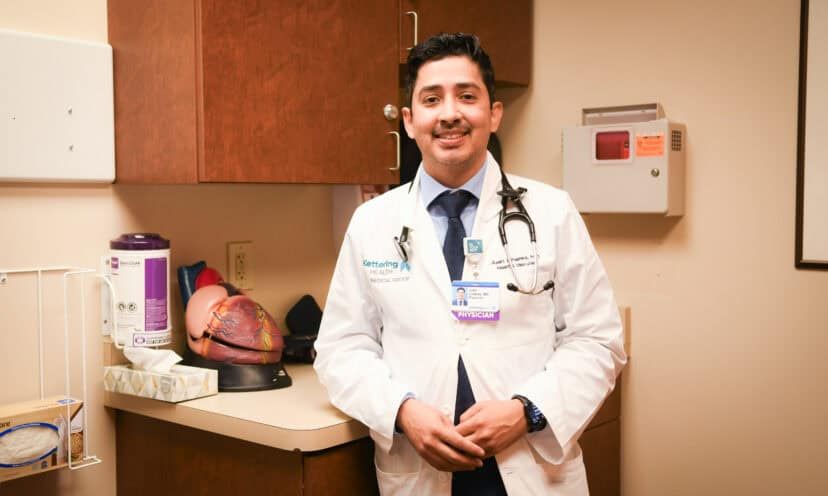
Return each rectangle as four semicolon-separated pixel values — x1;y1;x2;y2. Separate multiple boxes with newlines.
315;154;626;496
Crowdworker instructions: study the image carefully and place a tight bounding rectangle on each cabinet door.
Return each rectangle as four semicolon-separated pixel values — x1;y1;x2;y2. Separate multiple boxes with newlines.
116;412;304;496
199;0;400;184
399;0;532;86
109;0;200;184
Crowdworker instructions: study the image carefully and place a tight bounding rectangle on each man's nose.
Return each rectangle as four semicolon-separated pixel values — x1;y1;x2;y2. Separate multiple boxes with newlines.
438;99;462;124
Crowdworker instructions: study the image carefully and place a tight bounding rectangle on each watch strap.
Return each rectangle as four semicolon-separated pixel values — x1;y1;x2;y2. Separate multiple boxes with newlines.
512;394;547;433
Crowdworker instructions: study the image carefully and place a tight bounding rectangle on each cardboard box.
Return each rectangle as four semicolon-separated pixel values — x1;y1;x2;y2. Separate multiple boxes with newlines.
103;364;218;403
0;396;84;482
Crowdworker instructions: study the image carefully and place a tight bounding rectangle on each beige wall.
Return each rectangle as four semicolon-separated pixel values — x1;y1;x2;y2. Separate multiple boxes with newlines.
499;0;828;494
0;2;335;495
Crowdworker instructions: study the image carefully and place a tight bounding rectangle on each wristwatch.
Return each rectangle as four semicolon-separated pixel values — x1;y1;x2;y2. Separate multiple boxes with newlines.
512;395;547;433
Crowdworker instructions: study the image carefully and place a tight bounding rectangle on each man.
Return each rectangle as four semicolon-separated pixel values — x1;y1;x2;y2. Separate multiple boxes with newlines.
315;33;626;495
452;287;468;306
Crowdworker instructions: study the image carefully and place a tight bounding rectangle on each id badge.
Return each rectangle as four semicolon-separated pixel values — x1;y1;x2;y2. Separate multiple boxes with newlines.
450;280;500;321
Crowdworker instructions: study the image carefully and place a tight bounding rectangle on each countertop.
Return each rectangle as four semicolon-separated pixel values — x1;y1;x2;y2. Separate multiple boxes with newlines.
104;363;368;452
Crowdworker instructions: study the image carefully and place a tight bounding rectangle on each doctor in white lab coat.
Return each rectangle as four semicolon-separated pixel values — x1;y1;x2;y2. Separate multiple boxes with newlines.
315;33;626;496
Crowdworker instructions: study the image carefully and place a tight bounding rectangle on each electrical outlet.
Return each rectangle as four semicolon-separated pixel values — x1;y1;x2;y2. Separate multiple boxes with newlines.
227;241;253;289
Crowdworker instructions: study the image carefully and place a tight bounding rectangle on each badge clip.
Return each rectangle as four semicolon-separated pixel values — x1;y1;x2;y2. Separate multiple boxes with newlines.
463;238;484;267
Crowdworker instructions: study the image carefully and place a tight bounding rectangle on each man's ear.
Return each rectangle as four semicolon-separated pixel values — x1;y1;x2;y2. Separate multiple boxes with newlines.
402;107;415;139
489;101;504;133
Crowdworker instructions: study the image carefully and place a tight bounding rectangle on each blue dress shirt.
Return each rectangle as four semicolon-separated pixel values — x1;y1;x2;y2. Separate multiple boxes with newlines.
419;162;487;246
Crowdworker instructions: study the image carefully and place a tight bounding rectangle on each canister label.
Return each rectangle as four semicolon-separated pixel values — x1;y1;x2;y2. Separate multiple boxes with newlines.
144;258;167;331
110;250;170;346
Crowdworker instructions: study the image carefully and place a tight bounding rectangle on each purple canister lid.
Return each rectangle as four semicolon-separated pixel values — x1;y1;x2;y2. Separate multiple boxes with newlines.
110;233;170;250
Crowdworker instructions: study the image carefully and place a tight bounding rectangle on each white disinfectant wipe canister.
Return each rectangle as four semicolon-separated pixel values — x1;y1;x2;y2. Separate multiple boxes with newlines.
108;233;171;347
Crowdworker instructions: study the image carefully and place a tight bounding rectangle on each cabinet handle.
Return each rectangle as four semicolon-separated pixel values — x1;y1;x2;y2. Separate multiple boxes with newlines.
388;131;401;171
405;11;418;50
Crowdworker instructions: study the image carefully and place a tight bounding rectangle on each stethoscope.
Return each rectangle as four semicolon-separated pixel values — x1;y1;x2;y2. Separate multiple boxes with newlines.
394;171;555;295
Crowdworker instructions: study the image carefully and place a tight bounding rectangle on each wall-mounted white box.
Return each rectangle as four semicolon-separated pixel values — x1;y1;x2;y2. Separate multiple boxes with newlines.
0;29;114;182
562;103;686;216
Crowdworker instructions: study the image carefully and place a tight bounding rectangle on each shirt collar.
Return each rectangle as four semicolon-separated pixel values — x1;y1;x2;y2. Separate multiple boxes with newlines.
419;153;490;208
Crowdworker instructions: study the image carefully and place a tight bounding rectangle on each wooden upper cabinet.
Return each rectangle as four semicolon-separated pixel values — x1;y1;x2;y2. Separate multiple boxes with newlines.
109;0;200;183
109;0;400;184
399;0;532;86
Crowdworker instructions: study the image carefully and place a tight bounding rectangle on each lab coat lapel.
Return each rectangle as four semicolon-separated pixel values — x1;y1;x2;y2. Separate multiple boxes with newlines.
403;169;452;296
405;155;503;294
470;155;504;253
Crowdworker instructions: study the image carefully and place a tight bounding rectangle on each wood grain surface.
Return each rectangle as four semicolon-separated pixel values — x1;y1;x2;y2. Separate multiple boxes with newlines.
116;411;303;495
399;0;532;86
198;0;399;183
108;0;200;184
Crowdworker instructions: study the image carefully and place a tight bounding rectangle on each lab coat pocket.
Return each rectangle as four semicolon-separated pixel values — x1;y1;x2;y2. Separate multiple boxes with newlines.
503;445;588;495
375;435;421;473
497;270;555;335
374;435;421;495
483;331;554;394
374;467;419;496
537;445;586;485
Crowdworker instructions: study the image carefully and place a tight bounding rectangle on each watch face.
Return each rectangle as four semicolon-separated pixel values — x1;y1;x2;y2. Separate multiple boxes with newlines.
526;402;546;432
513;395;546;432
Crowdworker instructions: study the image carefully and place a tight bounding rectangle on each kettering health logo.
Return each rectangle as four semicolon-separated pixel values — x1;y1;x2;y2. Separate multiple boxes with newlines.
363;259;411;272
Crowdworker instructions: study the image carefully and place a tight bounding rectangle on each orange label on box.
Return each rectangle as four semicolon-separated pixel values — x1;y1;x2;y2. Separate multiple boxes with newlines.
636;133;664;157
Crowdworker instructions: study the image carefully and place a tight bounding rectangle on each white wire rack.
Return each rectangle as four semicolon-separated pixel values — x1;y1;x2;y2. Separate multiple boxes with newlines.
0;266;105;473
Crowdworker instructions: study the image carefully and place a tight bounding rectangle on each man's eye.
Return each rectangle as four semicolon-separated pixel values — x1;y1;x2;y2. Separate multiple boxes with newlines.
423;96;440;104
460;93;476;101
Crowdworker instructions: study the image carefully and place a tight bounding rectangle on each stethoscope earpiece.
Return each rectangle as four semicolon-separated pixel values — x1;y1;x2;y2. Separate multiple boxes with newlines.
507;280;555;295
496;186;527;201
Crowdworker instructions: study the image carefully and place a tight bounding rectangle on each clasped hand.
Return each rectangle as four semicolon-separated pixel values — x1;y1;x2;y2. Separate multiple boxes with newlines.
396;399;527;472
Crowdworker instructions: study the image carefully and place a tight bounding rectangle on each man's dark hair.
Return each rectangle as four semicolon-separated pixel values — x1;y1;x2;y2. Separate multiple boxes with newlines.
405;33;496;108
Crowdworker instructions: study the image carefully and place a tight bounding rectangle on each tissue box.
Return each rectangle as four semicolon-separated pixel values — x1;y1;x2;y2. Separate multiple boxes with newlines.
103;364;218;403
0;396;84;482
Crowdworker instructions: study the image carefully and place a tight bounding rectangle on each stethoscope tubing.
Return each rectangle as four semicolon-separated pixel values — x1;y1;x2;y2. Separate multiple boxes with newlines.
393;169;553;295
498;173;547;294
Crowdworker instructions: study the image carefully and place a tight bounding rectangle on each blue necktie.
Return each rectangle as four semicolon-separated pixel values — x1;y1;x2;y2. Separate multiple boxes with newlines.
436;190;473;282
432;191;507;496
